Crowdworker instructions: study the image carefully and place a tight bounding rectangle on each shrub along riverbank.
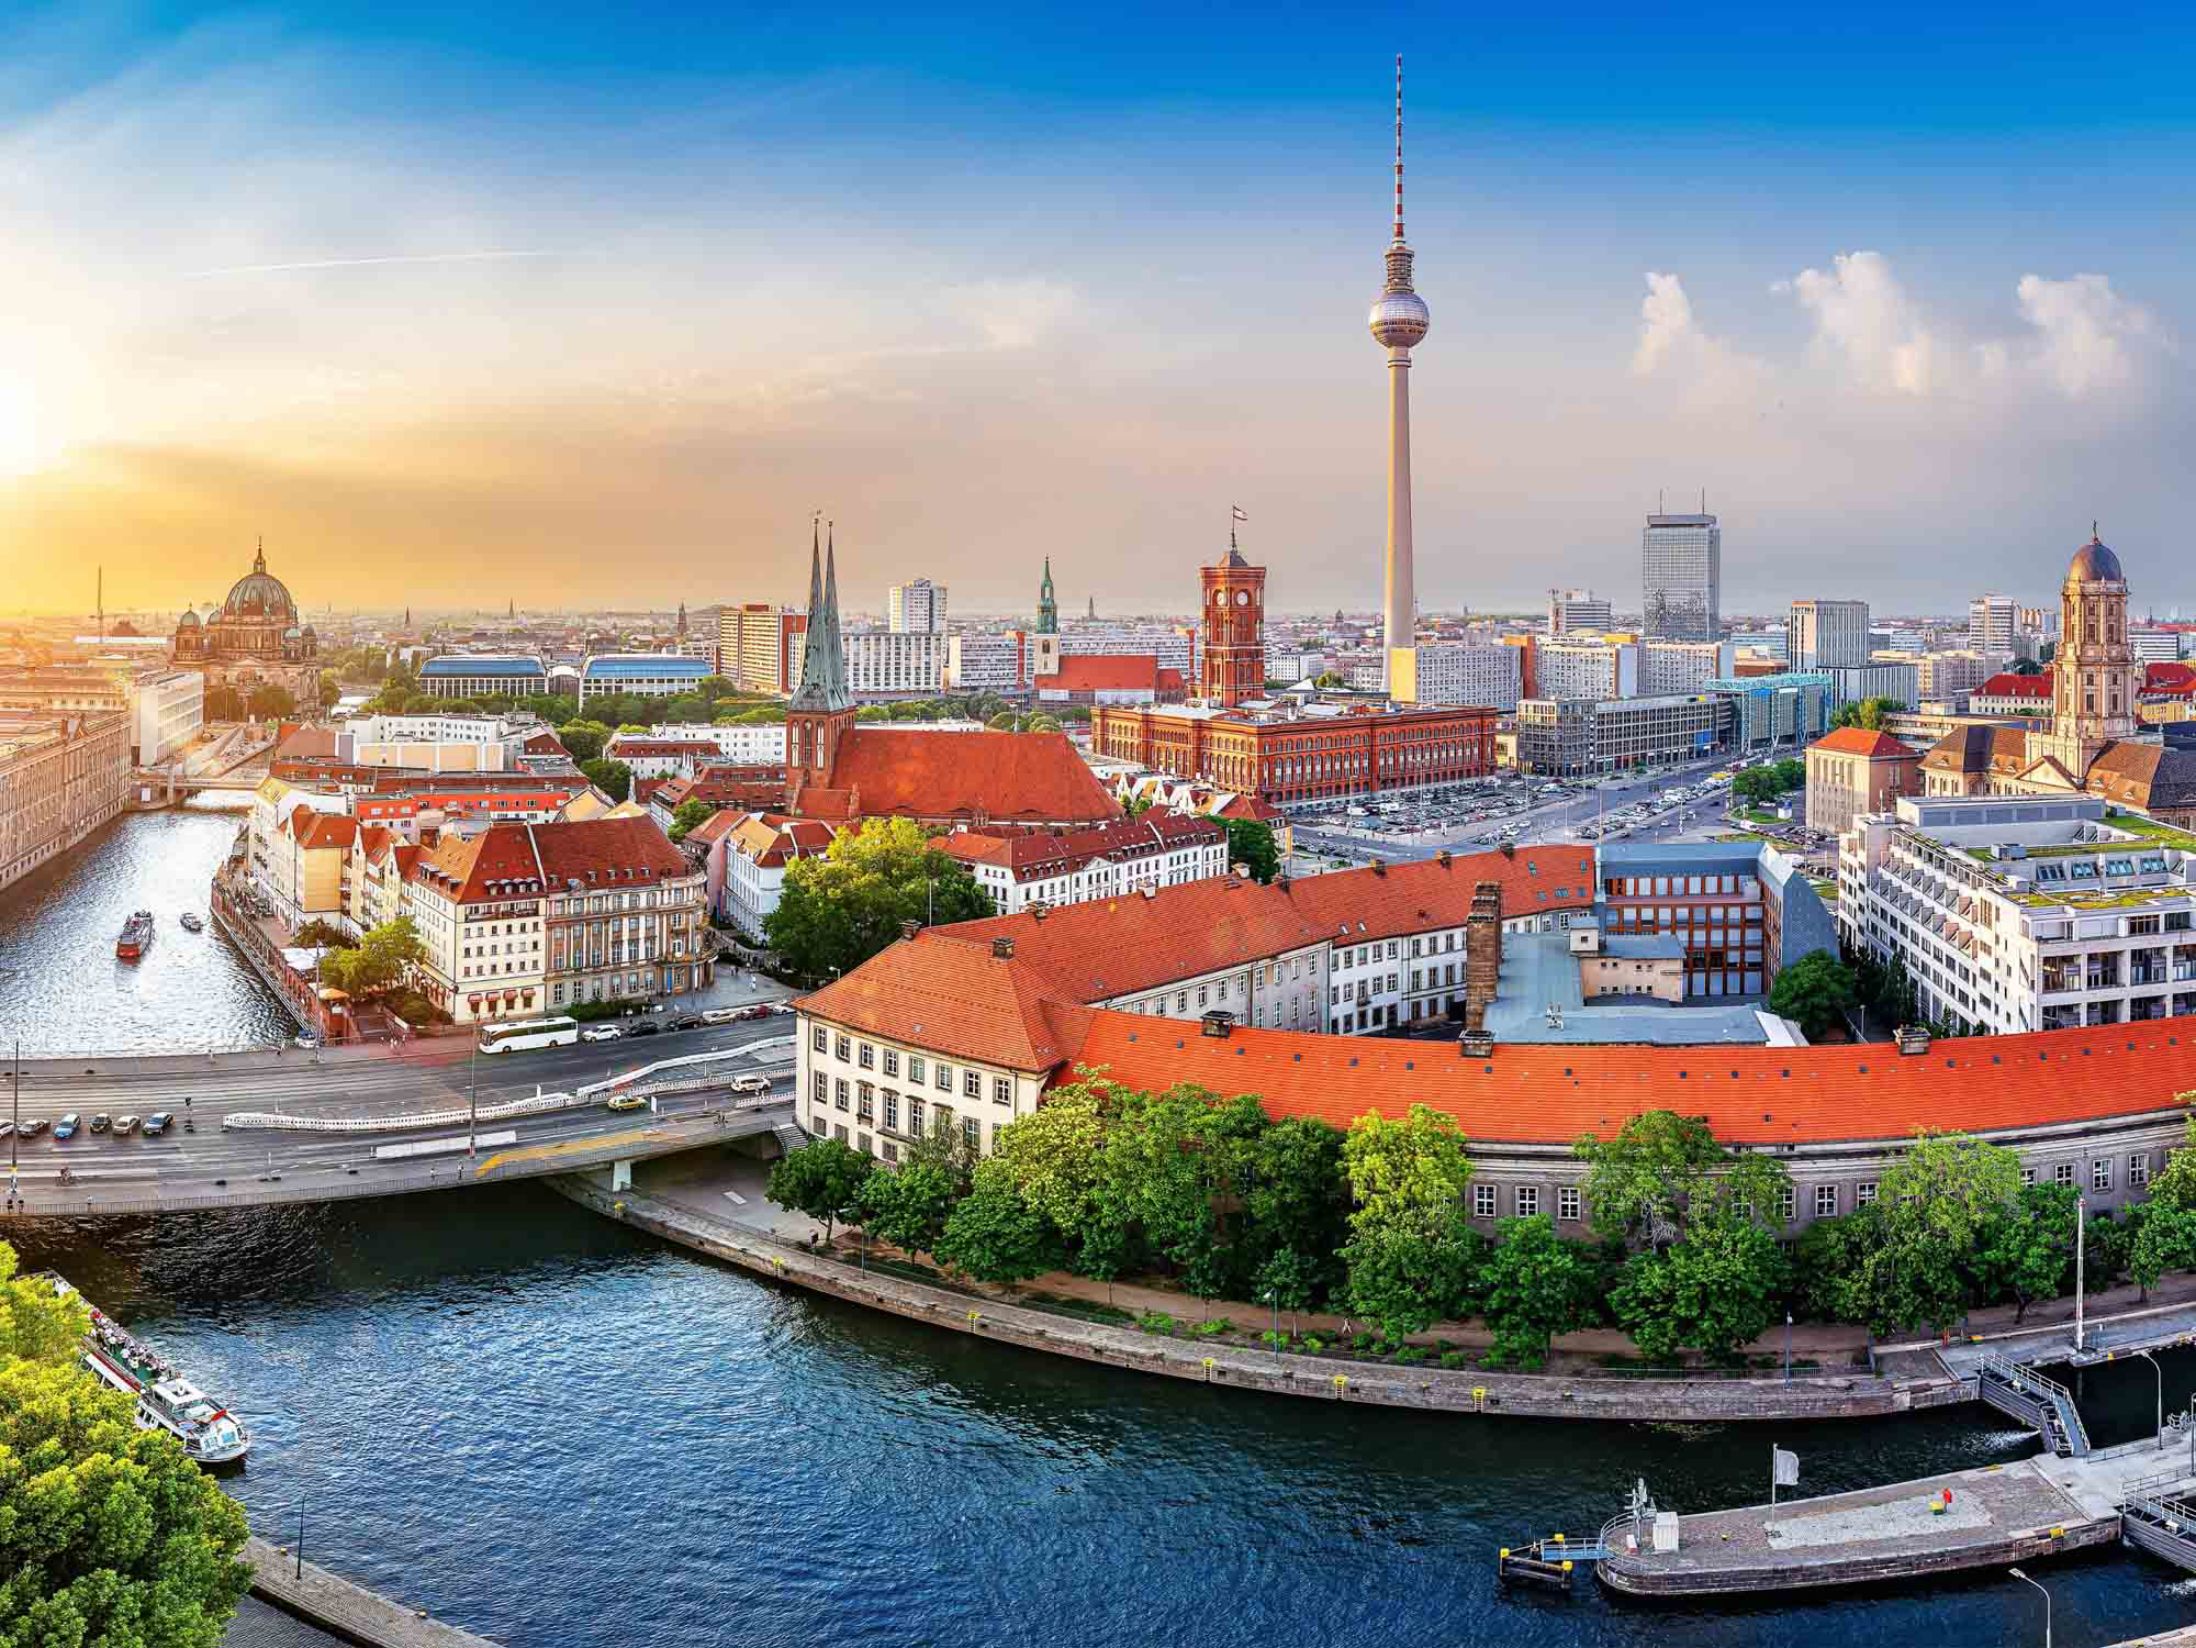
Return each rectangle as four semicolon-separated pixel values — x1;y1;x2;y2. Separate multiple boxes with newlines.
768;1074;2196;1370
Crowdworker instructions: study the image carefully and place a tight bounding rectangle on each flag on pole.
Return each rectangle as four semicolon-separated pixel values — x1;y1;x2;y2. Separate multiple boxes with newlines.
1232;505;1249;522
1772;1446;1800;1488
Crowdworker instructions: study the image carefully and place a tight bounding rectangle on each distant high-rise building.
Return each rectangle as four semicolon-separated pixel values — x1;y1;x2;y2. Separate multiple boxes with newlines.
1036;558;1058;635
1547;588;1613;635
887;578;948;634
1788;599;1871;671
1969;593;2019;659
716;601;807;695
1370;56;1430;686
1641;509;1721;641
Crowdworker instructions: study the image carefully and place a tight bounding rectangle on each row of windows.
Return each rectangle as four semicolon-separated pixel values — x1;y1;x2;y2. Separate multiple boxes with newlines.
813;1028;1010;1104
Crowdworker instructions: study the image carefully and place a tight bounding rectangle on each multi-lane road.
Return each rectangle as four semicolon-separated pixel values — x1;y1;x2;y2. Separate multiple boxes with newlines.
0;1016;802;1218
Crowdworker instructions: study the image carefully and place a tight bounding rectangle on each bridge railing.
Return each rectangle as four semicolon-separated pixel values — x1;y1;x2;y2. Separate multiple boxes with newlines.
222;1087;582;1133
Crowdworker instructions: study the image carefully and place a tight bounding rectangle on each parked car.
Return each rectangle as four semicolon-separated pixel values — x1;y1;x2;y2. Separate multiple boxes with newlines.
579;1024;624;1043
624;1020;661;1037
89;1113;111;1135
17;1118;47;1140
728;1074;772;1096
295;1033;321;1050
112;1116;140;1137
0;1120;13;1139
53;1113;80;1141
665;1014;704;1032
604;1092;647;1113
143;1112;173;1137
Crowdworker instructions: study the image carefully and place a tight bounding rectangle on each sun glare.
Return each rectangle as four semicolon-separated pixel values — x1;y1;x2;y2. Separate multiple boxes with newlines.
0;378;52;478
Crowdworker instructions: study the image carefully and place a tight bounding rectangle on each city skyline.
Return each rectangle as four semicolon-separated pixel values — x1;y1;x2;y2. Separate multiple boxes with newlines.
0;3;2192;615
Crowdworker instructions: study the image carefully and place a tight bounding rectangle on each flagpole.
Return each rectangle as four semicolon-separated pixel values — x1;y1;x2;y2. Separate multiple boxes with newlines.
1770;1446;1776;1509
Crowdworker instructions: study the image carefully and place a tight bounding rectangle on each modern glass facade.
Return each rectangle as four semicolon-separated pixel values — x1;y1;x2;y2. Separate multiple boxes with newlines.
1641;512;1721;641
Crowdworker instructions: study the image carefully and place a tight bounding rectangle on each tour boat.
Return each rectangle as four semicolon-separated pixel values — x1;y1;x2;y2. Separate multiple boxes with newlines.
178;912;204;933
43;1275;252;1465
115;910;155;961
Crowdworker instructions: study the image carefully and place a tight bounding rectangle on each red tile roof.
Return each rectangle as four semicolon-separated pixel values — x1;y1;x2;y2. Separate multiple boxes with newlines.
1036;654;1162;692
1067;1016;2196;1147
410;815;691;902
823;728;1116;825
798;935;1096;1072
2145;661;2196;697
1283;847;1596;942
1974;673;2052;700
938;813;1223;880
1809;727;1916;759
288;812;358;850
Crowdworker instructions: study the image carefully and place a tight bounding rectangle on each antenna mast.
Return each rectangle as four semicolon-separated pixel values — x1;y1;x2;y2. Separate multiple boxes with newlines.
1393;55;1405;242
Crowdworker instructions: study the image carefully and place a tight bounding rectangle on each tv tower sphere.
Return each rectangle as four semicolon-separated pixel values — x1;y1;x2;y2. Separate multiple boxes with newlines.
1369;281;1430;349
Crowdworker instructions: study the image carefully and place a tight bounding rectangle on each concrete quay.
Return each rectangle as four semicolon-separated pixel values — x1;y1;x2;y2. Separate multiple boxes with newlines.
244;1537;496;1646
1594;1456;2119;1596
550;1165;1966;1425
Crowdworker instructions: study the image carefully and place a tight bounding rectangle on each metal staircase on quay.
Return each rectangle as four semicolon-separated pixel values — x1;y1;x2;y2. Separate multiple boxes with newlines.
1977;1353;2092;1457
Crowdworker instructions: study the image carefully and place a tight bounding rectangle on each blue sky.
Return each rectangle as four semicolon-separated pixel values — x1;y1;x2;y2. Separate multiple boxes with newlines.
1;2;2193;616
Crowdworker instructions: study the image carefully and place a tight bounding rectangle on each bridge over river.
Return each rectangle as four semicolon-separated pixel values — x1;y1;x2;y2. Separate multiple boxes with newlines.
0;1018;799;1219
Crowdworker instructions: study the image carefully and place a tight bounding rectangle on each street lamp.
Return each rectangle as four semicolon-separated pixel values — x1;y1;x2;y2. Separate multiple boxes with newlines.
2136;1349;2165;1447
2006;1566;2050;1648
1263;1287;1279;1359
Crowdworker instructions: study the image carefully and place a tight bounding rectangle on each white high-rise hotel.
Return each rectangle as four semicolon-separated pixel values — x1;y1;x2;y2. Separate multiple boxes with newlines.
1372;57;1430;693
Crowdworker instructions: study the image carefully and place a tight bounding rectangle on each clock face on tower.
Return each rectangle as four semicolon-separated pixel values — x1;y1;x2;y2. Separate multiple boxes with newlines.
1235;590;1250;606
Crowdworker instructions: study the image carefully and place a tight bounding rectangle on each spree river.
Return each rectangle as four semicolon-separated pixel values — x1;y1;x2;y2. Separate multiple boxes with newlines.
10;815;2196;1646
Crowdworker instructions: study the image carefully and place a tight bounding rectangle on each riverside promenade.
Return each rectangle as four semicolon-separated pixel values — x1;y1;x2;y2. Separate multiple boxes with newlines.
551;1159;1962;1425
243;1537;496;1646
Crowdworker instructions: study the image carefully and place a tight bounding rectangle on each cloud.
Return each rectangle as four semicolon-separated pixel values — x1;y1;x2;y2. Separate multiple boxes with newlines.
1788;250;1942;395
1629;272;1762;401
940;278;1078;350
2013;272;2166;398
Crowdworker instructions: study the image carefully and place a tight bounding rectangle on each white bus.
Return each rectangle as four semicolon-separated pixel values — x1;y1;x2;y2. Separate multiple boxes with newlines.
478;1015;581;1055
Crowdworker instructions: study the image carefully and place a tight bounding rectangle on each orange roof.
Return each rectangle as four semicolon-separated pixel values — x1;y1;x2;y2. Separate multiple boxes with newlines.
824;728;1116;825
798;934;1096;1072
286;810;357;850
411;814;689;902
1067;1016;2196;1147
1809;727;1915;759
1975;673;2051;699
927;875;1329;1001
1284;848;1594;942
1036;654;1162;692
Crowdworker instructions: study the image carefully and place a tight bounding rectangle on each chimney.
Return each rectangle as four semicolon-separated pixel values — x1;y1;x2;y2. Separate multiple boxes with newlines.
899;919;921;940
1371;858;1386;877
1500;841;1516;860
1232;861;1251;878
1200;1009;1235;1039
1436;848;1452;868
992;935;1016;959
1031;903;1048;921
1463;880;1504;1032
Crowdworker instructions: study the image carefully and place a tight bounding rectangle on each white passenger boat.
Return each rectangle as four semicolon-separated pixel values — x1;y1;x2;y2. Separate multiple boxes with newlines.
43;1275;252;1465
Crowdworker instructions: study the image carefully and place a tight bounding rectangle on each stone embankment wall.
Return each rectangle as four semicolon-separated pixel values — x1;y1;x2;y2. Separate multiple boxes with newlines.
551;1176;1972;1425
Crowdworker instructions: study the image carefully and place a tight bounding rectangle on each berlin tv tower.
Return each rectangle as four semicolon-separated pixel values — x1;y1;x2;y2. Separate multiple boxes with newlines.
1369;55;1430;694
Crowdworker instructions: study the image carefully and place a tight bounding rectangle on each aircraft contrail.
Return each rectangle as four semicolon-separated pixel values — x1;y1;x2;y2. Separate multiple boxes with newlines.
185;250;555;277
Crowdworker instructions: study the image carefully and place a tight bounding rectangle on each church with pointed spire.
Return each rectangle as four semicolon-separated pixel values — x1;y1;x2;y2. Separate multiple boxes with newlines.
775;524;1115;829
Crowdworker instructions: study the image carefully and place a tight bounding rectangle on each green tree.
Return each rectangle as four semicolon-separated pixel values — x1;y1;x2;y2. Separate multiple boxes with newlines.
1575;1110;1789;1251
1480;1215;1599;1369
2143;1111;2196;1213
934;1158;1060;1283
579;757;633;802
556;720;612;763
317;917;427;998
245;683;295;721
1223;817;1281;884
667;798;716;843
766;1137;876;1241
202;684;245;722
990;1081;1111;1237
1339;1105;1481;1338
1244;1116;1350;1289
1973;1182;2077;1321
1611;1213;1787;1363
1732;767;1783;807
317;670;343;710
0;1243;251;1647
1859;1131;2023;1332
1256;1247;1322;1336
2132;1205;2196;1298
765;817;994;982
1829;695;1905;731
853;1159;962;1256
1767;951;1859;1040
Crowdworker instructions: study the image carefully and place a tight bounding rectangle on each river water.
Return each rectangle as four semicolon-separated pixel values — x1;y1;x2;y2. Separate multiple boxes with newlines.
10;816;2196;1646
0;805;292;1056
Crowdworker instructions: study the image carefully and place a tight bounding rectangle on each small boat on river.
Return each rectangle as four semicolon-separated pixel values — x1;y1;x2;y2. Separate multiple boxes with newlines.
42;1275;252;1465
116;910;155;960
